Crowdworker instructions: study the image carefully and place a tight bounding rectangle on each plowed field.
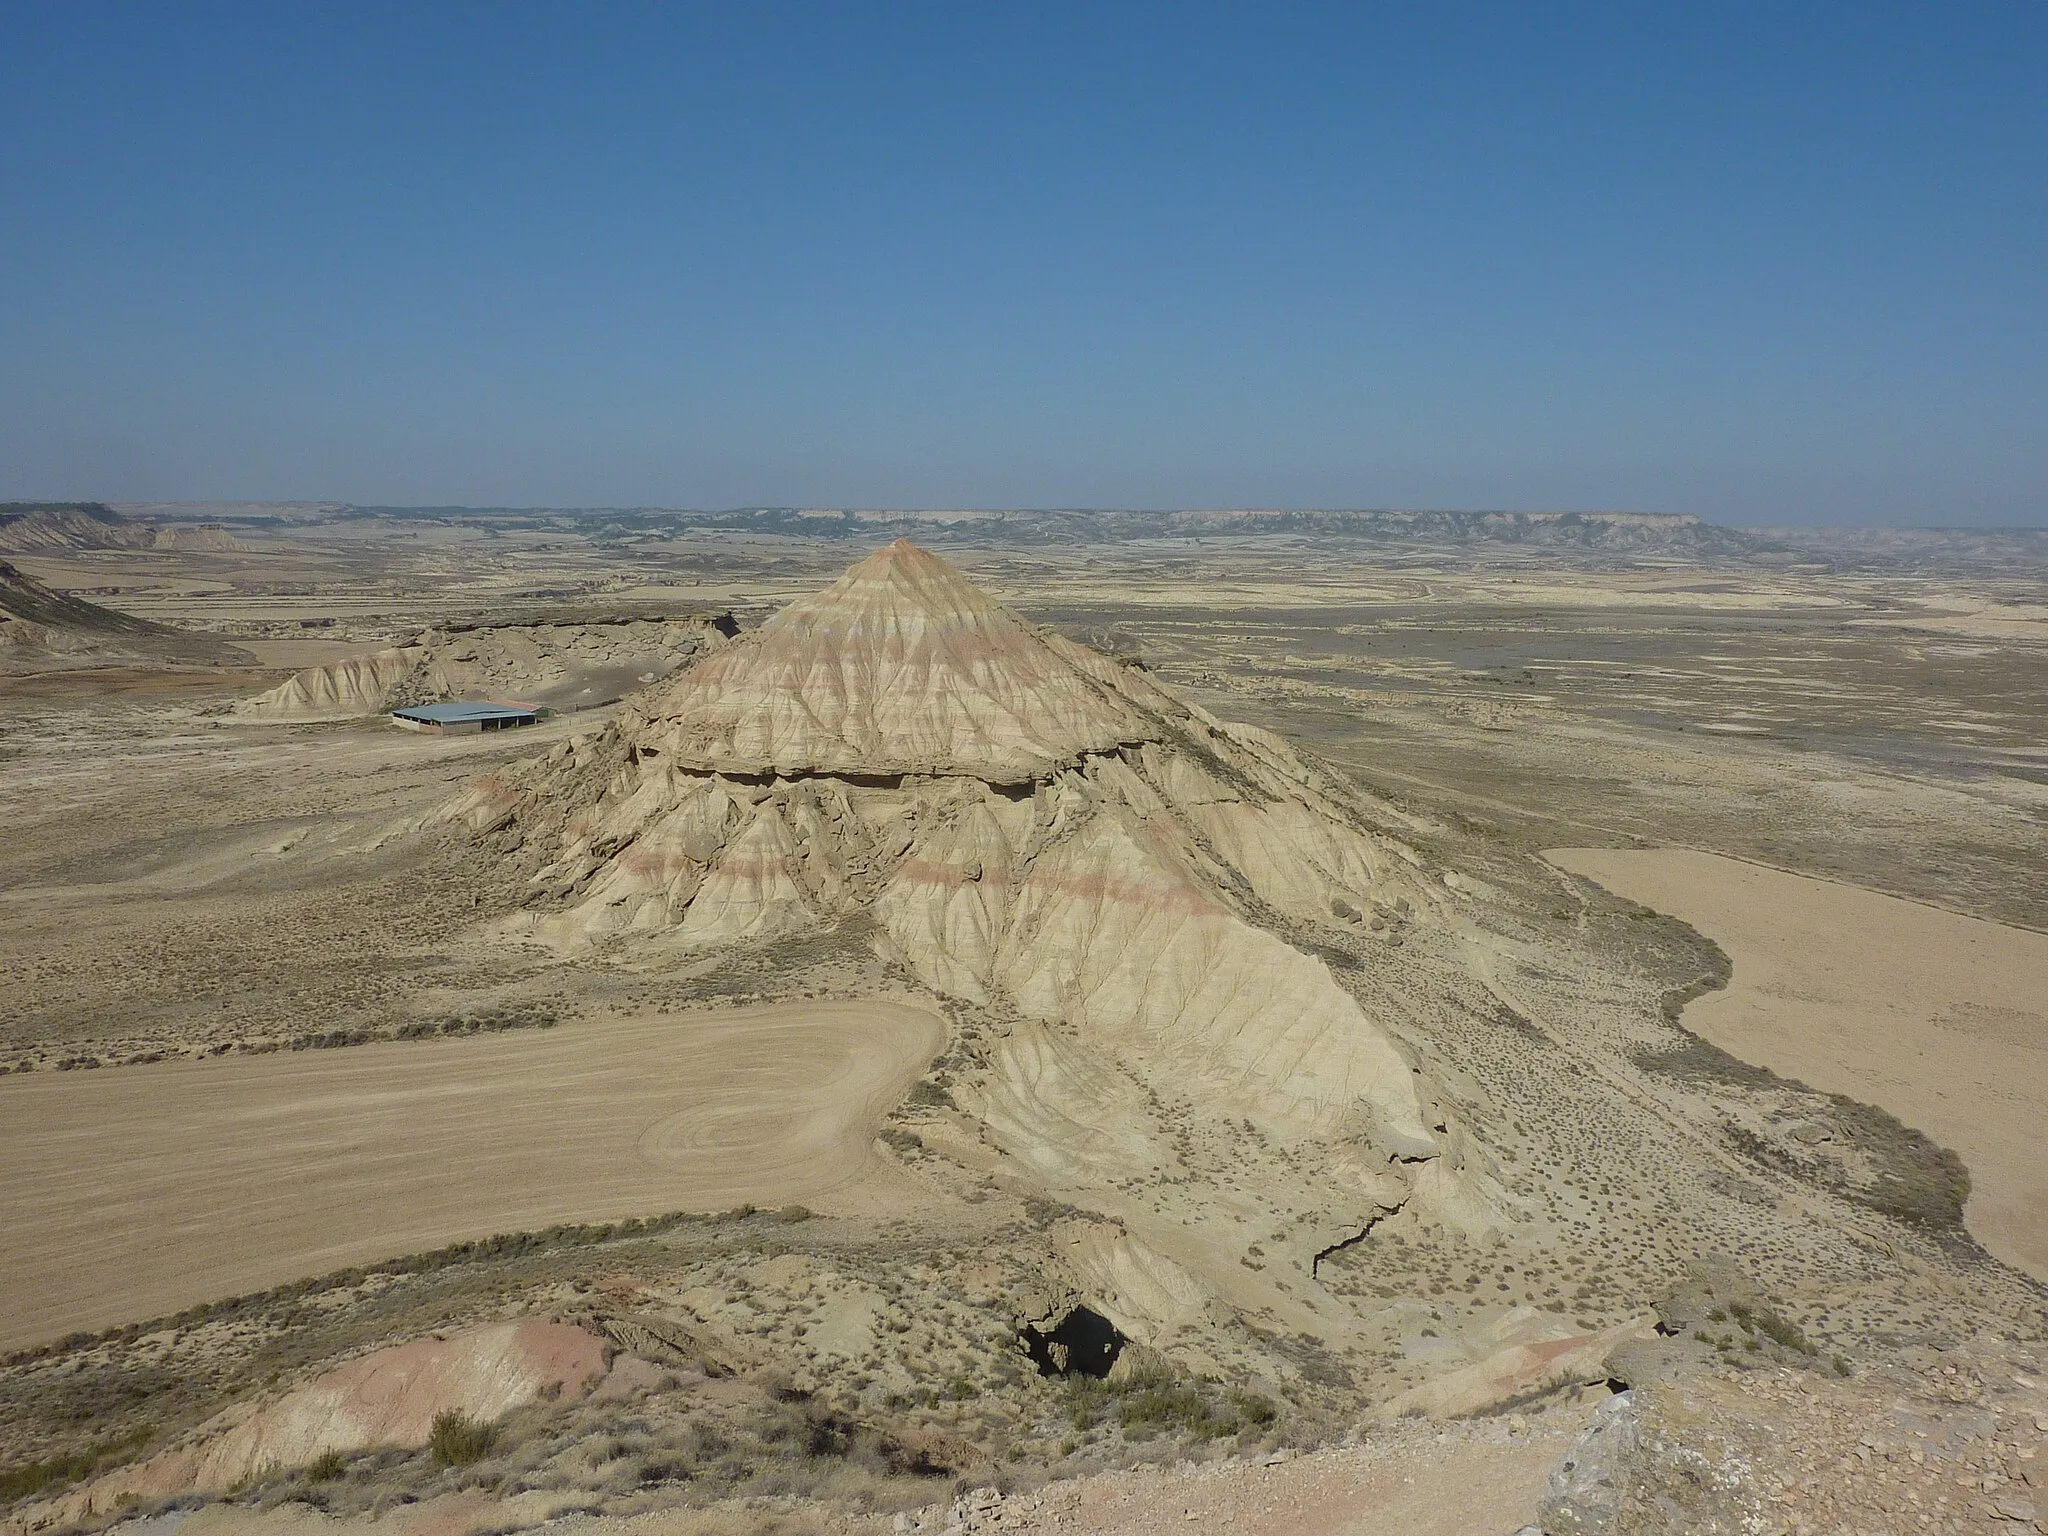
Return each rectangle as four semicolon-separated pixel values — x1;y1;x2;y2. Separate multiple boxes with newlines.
0;1001;943;1349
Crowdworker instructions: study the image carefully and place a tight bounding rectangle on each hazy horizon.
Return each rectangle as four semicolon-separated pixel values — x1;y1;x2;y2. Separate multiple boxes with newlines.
4;4;2044;526
49;499;2047;534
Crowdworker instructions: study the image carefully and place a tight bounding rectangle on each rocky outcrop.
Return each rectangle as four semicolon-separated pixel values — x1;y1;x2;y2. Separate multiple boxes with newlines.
1533;1338;2048;1535
236;615;729;720
239;645;423;719
151;522;244;550
31;1321;607;1523
445;541;1502;1367
1375;1314;1656;1421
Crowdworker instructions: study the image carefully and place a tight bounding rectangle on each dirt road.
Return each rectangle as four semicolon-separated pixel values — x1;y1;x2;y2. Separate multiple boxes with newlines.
0;1000;944;1349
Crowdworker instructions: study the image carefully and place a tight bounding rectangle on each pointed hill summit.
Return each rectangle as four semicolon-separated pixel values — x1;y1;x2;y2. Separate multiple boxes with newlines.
439;541;1507;1378
625;539;1176;781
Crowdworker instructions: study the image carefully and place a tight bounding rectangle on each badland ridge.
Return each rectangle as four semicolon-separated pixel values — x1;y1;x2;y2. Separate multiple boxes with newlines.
444;539;1501;1369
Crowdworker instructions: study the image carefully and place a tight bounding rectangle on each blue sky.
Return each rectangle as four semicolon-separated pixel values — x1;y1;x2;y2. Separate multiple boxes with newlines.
2;3;2043;523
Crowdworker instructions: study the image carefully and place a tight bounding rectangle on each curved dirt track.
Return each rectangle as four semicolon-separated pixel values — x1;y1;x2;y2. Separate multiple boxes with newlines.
1549;847;2048;1281
0;1000;944;1350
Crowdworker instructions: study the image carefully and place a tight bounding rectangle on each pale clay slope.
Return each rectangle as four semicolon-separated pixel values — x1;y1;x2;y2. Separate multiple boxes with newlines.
1549;847;2048;1281
47;1322;607;1518
445;540;1504;1361
235;617;727;721
239;646;420;717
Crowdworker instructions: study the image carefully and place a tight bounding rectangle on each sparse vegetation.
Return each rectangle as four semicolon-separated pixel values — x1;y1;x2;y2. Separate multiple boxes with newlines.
906;1079;955;1109
428;1409;498;1465
6;525;2045;1535
1059;1363;1279;1443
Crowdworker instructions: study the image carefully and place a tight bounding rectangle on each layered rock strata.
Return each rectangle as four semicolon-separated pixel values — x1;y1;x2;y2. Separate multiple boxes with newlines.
443;541;1498;1355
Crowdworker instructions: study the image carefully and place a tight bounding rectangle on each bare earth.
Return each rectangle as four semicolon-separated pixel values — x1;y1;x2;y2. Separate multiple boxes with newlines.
1547;847;2048;1281
145;1410;1577;1536
7;518;2048;1535
0;1001;943;1350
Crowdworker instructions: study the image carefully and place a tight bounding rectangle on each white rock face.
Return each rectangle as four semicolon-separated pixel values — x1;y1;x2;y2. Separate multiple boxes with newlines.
995;810;1434;1150
676;798;819;947
237;645;423;720
876;797;1017;1002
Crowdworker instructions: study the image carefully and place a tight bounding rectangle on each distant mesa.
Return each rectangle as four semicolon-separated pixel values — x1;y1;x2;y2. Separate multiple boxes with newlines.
150;521;244;551
0;500;244;553
0;501;159;554
68;500;1779;559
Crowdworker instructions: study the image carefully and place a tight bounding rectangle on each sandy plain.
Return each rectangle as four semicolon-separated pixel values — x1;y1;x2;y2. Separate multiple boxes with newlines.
0;1001;943;1350
1544;847;2048;1281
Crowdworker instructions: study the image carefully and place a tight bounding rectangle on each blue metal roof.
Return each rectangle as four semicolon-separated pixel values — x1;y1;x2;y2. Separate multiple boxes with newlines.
392;701;538;724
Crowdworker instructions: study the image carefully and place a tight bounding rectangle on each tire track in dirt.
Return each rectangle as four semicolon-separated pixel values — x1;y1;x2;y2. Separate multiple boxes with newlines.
0;1000;944;1350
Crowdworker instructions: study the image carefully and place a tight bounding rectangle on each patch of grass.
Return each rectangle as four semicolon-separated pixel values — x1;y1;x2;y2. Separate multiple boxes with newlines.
1729;1301;1816;1357
305;1448;347;1481
395;1002;558;1042
1462;1372;1582;1418
428;1410;498;1466
1020;1195;1086;1228
0;1430;150;1503
0;1449;100;1503
1062;1368;1277;1443
290;1026;381;1051
1227;1389;1278;1428
1634;1035;1776;1092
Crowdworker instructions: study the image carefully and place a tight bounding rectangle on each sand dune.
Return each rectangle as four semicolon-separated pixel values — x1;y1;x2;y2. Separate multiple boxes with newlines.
0;1001;943;1350
1547;847;2048;1280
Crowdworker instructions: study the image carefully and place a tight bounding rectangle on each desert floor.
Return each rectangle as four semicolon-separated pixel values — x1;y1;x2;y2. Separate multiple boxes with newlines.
0;1002;943;1349
6;514;2046;1534
1545;847;2048;1281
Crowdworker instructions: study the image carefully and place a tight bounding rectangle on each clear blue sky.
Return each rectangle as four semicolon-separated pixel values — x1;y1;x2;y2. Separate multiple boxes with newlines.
2;3;2043;524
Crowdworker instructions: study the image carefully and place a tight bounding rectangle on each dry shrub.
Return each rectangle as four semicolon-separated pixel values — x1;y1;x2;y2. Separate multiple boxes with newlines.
428;1410;498;1466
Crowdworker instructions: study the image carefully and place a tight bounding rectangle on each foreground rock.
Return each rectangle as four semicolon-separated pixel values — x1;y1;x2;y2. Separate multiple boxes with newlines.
1540;1338;2048;1535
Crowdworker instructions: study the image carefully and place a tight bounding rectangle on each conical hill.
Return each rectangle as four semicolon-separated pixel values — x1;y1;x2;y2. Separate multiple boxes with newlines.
620;539;1177;782
439;542;1503;1365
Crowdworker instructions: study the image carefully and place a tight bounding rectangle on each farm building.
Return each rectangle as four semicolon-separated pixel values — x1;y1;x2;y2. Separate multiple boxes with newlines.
391;701;541;734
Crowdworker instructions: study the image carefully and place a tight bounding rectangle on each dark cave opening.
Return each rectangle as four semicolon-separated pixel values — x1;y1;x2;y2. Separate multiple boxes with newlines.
1019;1305;1124;1379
